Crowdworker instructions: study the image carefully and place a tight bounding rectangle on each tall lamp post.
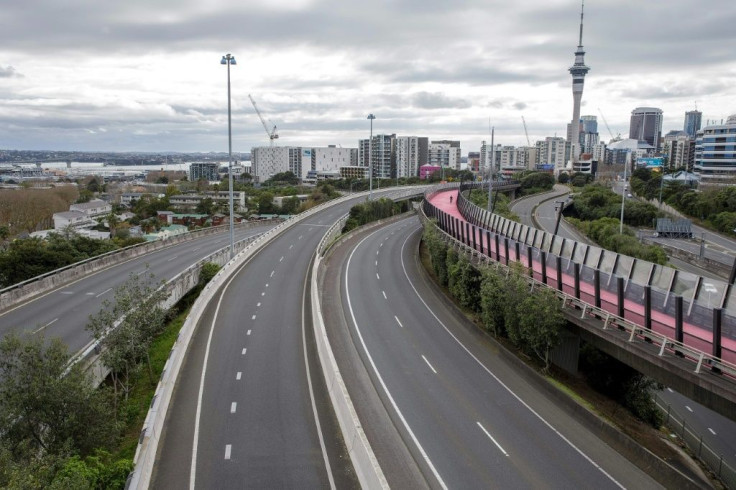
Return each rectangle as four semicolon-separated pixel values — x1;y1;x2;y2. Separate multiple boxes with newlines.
619;159;628;234
221;53;236;259
367;114;376;200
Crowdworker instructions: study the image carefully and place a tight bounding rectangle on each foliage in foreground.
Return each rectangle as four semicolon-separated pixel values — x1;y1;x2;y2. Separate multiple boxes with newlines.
342;198;409;233
423;222;563;370
0;334;128;489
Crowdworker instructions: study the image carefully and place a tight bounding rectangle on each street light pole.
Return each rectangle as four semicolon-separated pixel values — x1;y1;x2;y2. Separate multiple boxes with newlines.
619;159;628;234
221;53;237;259
367;114;375;200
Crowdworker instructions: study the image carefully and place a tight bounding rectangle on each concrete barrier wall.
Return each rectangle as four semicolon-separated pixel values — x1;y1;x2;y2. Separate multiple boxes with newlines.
127;192;375;489
0;220;279;313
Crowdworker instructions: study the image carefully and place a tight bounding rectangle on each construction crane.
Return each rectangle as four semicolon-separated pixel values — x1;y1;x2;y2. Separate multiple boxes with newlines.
521;116;531;146
598;108;621;142
248;94;279;146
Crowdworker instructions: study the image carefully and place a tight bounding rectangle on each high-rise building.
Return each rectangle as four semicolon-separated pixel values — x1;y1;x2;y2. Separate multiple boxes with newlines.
684;110;702;138
629;107;663;152
252;146;310;182
663;132;695;171
694;114;736;185
310;146;355;174
429;140;461;170
358;134;395;179
579;115;600;155
189;162;220;182
536;137;567;169
394;136;428;178
567;2;590;163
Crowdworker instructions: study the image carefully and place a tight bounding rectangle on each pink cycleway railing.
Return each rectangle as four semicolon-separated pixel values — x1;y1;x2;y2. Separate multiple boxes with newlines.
424;186;736;368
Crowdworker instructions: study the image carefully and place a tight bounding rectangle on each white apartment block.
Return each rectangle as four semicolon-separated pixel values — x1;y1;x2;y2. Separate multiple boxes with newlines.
359;134;394;179
592;142;607;163
311;146;355;173
252;146;310;182
395;136;422;178
663;133;695;171
535;137;567;171
429;142;461;171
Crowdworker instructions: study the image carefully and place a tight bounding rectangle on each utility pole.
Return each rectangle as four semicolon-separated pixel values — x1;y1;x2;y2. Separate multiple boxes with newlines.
487;126;494;212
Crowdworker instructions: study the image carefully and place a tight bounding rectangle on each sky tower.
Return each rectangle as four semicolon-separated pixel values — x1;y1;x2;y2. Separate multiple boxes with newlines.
568;1;590;164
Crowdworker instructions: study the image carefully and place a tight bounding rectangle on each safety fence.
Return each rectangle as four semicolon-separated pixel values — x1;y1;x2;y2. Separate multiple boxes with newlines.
653;392;735;488
422;184;736;380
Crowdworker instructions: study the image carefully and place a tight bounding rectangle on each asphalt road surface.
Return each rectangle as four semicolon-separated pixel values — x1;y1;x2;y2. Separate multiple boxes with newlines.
0;223;277;354
512;187;736;477
151;191;422;488
329;215;662;488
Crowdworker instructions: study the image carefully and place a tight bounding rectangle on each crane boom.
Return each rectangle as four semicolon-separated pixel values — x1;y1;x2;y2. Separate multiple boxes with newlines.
597;108;616;141
248;94;279;146
521;116;531;146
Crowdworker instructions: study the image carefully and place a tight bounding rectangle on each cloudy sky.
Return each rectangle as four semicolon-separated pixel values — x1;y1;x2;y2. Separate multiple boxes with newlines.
1;0;735;155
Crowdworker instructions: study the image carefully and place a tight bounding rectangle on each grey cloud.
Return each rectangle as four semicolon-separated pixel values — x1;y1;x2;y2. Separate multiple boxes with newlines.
513;102;527;110
411;92;471;110
0;66;21;78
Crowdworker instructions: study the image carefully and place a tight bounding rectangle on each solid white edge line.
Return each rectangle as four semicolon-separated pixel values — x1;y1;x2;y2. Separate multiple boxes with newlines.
346;228;448;490
301;253;337;490
399;226;625;489
477;422;509;457
96;287;112;298
421;355;438;374
190;265;242;489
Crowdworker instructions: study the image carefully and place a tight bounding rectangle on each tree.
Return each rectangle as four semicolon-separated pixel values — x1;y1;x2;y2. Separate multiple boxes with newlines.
518;287;564;370
0;333;120;460
448;253;481;311
423;221;449;286
479;267;506;337
86;271;169;405
195;197;215;215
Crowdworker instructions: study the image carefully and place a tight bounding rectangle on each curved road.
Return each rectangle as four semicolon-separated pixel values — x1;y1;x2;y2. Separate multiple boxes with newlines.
151;190;426;488
327;216;661;488
0;223;277;353
513;188;736;477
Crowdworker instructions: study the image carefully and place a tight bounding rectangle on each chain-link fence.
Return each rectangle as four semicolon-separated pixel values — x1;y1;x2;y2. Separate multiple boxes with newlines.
653;392;735;488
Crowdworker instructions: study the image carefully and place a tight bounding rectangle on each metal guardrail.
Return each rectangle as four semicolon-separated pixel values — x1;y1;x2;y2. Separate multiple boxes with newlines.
653;392;735;488
418;198;736;383
126;186;429;489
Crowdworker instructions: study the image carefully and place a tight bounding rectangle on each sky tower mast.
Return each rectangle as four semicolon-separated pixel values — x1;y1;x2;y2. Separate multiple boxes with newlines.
567;1;590;167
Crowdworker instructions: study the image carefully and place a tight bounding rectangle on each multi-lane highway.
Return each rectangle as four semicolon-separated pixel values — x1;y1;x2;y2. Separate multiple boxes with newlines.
324;215;662;488
0;223;277;354
151;192;424;488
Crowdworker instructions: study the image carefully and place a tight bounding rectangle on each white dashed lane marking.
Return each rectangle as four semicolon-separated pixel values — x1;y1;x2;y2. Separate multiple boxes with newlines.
225;445;232;460
421;355;437;374
395;316;403;328
382;291;387;299
247;330;252;336
230;402;237;414
709;428;716;435
236;372;242;380
477;422;509;457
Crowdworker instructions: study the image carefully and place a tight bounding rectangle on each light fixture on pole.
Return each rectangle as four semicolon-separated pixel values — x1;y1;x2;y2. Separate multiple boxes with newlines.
367;114;375;200
221;53;236;259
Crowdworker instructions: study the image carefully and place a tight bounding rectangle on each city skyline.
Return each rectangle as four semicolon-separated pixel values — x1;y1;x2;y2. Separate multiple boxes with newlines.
1;0;734;153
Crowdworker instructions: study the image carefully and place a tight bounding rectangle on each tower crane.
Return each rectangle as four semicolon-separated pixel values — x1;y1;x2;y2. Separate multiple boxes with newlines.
597;108;621;143
248;94;279;146
521;115;531;146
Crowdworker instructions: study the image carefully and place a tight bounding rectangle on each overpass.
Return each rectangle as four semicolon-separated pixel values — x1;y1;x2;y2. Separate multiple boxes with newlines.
422;182;736;421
